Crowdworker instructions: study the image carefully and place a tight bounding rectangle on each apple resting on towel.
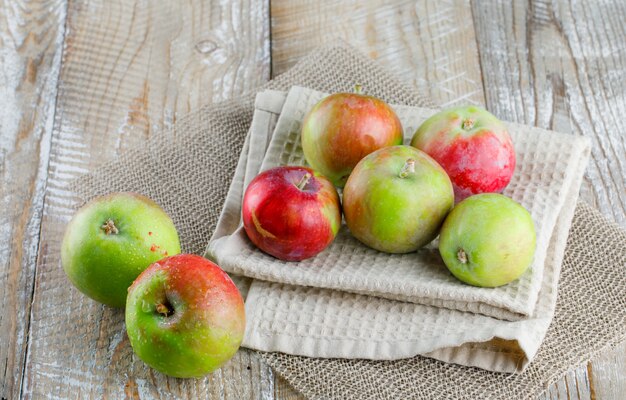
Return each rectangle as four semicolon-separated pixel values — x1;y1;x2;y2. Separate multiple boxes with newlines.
242;166;341;261
301;88;403;187
438;193;536;287
343;145;454;253
411;106;516;202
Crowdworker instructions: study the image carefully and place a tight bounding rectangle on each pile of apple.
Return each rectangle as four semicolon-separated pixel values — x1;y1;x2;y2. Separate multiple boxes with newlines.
62;193;245;378
243;89;536;288
61;89;537;380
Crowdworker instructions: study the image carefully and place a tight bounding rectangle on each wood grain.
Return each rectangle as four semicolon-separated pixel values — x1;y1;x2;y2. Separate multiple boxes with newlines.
271;0;484;107
472;0;626;227
21;0;271;398
0;1;67;398
471;1;626;399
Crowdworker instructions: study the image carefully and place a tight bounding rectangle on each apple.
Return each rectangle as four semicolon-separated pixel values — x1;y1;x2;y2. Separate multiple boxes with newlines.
343;145;454;253
410;106;516;201
438;193;536;287
61;192;181;308
125;254;245;378
242;166;341;261
301;88;403;187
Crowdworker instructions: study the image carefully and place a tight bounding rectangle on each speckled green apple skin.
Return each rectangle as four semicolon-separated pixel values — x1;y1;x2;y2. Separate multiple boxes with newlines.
125;254;245;378
301;92;403;187
61;193;181;308
439;193;536;287
343;145;454;253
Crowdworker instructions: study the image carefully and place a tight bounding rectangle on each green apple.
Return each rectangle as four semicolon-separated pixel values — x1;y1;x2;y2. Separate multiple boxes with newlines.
61;192;181;307
126;254;245;378
438;193;536;287
343;145;454;253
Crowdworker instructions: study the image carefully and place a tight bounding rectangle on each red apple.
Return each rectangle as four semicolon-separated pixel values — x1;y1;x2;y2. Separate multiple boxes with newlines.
242;166;341;261
410;106;515;201
301;88;403;187
126;254;245;378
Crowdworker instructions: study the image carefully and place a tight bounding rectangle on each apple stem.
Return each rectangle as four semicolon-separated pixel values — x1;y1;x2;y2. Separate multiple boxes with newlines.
354;84;363;94
156;302;173;317
296;172;312;190
462;118;475;130
457;248;468;264
101;219;119;235
399;159;415;178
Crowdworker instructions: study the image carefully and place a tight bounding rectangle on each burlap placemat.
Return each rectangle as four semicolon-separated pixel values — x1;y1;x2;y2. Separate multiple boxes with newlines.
74;46;626;399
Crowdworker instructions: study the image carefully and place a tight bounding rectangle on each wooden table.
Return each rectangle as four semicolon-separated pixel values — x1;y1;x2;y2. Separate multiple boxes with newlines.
1;1;624;398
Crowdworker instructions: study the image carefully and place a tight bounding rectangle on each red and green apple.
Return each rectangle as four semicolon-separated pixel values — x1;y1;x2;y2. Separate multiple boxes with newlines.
301;89;403;187
343;145;454;253
411;106;516;201
125;254;245;378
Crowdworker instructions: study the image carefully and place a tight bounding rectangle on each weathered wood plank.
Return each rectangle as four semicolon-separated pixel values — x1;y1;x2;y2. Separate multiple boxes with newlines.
0;1;67;398
587;349;626;400
472;0;626;226
471;1;626;399
271;0;484;107
21;0;271;398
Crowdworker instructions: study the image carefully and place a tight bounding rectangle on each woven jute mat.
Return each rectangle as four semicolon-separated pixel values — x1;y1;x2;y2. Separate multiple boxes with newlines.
74;46;626;400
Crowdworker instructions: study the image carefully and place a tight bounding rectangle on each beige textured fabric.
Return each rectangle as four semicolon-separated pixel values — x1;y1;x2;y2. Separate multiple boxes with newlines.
261;201;626;400
207;86;591;322
206;87;590;373
73;46;626;399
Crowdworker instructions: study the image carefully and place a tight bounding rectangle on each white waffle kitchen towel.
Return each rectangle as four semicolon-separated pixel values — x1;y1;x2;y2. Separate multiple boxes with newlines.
206;87;590;372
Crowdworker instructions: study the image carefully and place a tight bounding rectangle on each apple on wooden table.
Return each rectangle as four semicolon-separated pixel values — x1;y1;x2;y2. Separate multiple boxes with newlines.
242;166;341;261
61;192;181;307
301;87;403;187
126;254;245;378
